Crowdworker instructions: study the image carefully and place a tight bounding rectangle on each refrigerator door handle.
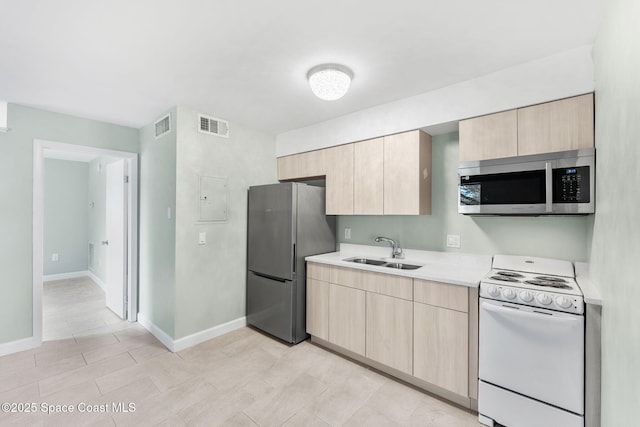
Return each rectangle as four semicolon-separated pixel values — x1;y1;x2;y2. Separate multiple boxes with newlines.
292;243;296;273
250;270;287;283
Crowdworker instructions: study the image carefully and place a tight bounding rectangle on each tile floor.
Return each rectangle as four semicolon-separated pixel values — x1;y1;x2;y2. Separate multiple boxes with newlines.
43;277;128;341
1;277;480;426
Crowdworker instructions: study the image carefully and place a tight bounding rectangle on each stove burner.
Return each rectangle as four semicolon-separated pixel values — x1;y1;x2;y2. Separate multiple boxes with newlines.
535;276;568;283
524;279;572;289
490;276;520;283
496;271;525;278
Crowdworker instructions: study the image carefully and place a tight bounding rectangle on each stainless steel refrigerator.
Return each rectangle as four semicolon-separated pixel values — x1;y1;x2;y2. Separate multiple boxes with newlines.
247;182;336;344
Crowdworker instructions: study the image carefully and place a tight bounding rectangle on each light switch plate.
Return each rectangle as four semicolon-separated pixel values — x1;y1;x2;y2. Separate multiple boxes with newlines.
198;232;206;245
51;253;59;262
344;228;351;240
446;234;461;248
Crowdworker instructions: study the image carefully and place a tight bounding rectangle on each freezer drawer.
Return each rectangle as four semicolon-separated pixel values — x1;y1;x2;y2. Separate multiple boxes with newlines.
246;272;295;343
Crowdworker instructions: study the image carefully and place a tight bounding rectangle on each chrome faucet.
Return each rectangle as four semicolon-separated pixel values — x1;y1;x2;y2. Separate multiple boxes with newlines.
375;236;404;259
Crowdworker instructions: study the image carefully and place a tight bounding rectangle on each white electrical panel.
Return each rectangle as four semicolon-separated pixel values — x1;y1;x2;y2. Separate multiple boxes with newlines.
198;175;228;222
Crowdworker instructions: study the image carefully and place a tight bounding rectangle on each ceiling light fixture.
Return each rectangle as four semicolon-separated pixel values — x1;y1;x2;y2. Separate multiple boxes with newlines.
307;64;353;101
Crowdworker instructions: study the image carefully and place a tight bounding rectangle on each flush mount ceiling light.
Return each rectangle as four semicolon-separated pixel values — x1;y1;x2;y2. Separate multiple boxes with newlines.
307;64;353;101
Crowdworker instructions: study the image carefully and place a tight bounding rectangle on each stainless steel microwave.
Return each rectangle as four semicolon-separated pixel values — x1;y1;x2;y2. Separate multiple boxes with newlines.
458;148;595;215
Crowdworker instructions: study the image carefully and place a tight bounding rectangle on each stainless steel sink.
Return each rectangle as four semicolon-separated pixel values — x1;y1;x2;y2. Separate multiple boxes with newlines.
343;257;387;266
343;257;422;270
383;262;421;270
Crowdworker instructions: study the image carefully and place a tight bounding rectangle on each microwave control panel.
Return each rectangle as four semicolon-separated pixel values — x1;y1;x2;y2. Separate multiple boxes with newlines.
553;166;590;203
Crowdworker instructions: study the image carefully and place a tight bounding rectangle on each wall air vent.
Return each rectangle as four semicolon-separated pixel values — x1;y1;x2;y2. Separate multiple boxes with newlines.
198;114;229;138
154;113;171;139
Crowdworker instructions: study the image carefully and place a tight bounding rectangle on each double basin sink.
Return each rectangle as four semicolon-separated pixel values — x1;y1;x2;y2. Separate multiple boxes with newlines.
343;256;422;270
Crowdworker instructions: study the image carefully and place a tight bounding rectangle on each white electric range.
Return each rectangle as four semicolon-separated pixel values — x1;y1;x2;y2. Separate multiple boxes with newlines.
478;255;585;427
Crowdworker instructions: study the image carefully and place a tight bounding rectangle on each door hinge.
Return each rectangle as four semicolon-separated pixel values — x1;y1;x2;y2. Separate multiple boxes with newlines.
124;175;129;184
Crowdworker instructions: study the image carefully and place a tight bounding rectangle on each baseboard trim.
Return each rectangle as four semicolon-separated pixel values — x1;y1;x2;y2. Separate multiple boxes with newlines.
86;271;106;291
173;317;247;352
43;270;90;282
137;313;246;353
0;336;41;357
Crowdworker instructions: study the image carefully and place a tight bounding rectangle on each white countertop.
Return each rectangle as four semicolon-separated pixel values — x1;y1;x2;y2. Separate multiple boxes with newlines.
574;262;603;306
306;243;493;288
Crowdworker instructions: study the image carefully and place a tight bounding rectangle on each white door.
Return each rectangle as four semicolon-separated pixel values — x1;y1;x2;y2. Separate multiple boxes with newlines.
105;159;127;319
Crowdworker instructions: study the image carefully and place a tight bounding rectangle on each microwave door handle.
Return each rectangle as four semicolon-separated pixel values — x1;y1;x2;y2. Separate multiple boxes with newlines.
545;162;553;213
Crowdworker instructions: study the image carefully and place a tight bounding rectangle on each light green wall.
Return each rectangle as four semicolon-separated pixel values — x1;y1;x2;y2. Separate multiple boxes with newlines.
138;108;177;338
591;0;640;424
338;132;592;261
0;104;138;344
43;159;89;275
174;106;277;339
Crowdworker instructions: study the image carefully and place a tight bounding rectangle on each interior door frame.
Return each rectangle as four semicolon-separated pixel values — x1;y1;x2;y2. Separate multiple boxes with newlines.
33;139;138;344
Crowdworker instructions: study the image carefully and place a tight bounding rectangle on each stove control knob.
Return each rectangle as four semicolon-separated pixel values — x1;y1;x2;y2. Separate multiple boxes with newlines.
519;290;534;302
486;285;500;297
502;288;517;300
537;293;553;305
555;296;573;309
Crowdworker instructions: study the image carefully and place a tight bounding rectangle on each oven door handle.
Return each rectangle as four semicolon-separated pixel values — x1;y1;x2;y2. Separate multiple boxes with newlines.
481;301;582;329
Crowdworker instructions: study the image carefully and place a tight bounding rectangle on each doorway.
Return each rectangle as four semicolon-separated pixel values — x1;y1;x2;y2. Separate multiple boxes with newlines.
33;139;138;344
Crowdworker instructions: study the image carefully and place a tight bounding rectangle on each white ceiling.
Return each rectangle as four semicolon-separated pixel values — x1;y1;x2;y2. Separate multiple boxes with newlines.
0;0;605;135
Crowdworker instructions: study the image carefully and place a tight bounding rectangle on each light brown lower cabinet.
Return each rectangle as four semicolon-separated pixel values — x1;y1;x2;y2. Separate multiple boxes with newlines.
328;283;366;356
306;278;329;340
413;302;469;396
306;262;474;407
365;292;413;374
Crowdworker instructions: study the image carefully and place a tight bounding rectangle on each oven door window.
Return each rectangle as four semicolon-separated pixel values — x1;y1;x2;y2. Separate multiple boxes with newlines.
460;170;546;205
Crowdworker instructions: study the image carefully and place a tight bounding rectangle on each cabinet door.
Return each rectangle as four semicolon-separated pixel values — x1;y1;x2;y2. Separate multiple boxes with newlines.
328;283;365;355
517;93;594;156
277;149;326;181
458;110;518;162
366;292;413;374
354;137;384;215
383;130;432;215
306;278;329;340
325;144;354;215
414;302;469;396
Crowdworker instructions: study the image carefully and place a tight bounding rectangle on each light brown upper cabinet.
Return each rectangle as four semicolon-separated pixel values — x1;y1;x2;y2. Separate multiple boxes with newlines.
354;137;384;215
277;149;325;181
458;110;518;162
325;143;354;215
277;129;432;215
383;130;432;215
517;93;594;156
459;93;594;162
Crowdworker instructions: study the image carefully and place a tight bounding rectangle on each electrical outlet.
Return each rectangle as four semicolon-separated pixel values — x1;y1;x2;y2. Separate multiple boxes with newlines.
446;234;461;248
344;228;351;240
51;253;59;262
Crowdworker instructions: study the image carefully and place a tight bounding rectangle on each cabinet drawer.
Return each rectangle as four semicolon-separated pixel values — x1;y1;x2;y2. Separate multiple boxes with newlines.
331;266;412;300
414;279;468;312
307;262;331;282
